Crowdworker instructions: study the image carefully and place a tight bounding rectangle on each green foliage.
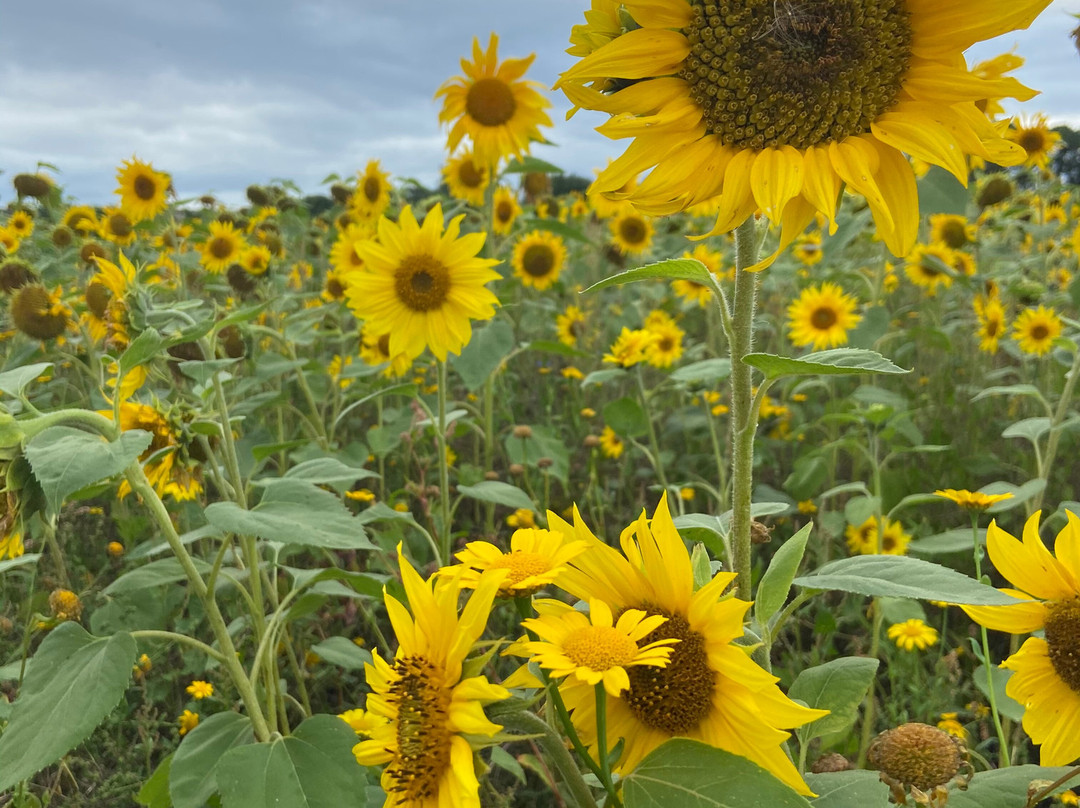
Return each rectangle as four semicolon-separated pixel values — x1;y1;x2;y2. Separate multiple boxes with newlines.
170;713;254;808
789;657;880;743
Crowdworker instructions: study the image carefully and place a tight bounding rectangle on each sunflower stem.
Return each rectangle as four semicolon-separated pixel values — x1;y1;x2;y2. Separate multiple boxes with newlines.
436;359;452;565
1031;340;1080;513
594;682;622;808
972;511;1011;767
857;599;884;767
499;710;598;808
635;366;669;494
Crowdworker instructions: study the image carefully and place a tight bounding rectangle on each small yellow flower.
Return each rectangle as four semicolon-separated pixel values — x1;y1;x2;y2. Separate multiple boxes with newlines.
598;426;624;459
679;487;695;502
506;509;536;529
798;500;818;515
934;489;1013;512
393;502;409;513
887;619;939;652
580;407;596;418
936;716;969;741
1059;790;1079;806
177;710;199;736
107;541;125;557
138;654;152;672
603;327;655;368
561;366;584;380
186;680;214;700
48;589;82;622
346;488;376;503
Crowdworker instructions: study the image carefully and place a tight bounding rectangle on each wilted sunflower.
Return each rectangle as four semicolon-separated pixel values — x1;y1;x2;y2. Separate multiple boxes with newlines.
492;186;522;234
345;204;500;361
436;34;553;167
1013;305;1062;356
11;284;70;341
112;402;203;501
787;282;862;350
557;0;1046;265
351;161;392;220
609;205;654;256
1008;113;1062;169
550;496;826;793
0;259;35;294
198;221;245;274
443;151;490;207
98;208;136;246
512;230;565;290
115;157;170;222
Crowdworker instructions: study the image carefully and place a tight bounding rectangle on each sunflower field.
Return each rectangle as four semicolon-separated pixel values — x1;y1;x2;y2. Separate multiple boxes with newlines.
3;3;1080;808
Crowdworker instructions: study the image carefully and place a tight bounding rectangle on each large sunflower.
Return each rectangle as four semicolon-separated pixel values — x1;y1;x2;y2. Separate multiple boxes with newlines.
556;0;1047;267
436;34;553;167
350;550;510;807
549;495;826;793
115;157;171;223
962;511;1080;766
787;282;862;350
344;204;500;361
512;230;566;290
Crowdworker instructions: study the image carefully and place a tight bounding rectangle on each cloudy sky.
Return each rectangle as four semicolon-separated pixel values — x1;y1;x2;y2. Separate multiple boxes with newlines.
2;0;1078;206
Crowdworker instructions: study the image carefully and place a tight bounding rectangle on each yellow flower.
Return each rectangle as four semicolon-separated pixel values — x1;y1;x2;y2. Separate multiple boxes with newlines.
177;710;199;736
846;516;910;556
107;541;125;557
351;160;392;221
454;527;586;598
61;205;98;236
556;0;1043;267
492;186;522;234
929;213;976;249
345;204;500;361
644;314;685;369
972;51;1025;119
679;487;695;502
1008;113;1062;169
598;425;624;459
887;619;939;651
604;327;655;368
512;230;565;290
185;680;214;700
435;34;553;167
239;245;272;276
976;295;1007;355
798;500;818;515
561;366;584;380
609;205;654;256
329;224;371;276
962;511;1080;765
580;407;596;418
6;210;33;238
110;402;203;502
936;717;970;741
98;209;136;246
443;150;490;207
934;489;1014;512
905;244;955;296
393;502;409;513
505;508;536;529
198;221;245;274
349;550;510;805
1060;790;1080;806
522;598;677;696
346;488;376;503
0;529;25;561
787;282;862;351
793;231;823;266
1013;305;1062;356
115;157;170;223
556;304;587;347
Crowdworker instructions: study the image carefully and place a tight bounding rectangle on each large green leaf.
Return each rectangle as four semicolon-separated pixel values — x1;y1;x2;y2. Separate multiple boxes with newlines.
0;623;136;791
0;553;41;575
756;522;814;627
119;327;167;377
807;771;890;808
583;258;720;296
309;637;373;670
671;358;732;385
216;714;368;808
278;457;378;487
25;426;153;514
135;753;173;808
450;319;515;390
205;480;373;549
603;396;649;438
170;712;255;808
622;739;812;808
793;556;1024;605
0;362;53;398
104;557;213;595
948;766;1080;808
456;481;534;511
917;166;969;217
743;350;908;381
789;657;880;743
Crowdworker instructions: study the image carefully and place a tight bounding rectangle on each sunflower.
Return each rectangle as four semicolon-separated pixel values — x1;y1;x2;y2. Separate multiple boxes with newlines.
929;214;976;250
933;488;1014;512
904;244;955;296
454;527;587;598
359;323;418;378
98;208;136;246
435;34;553;167
349;550;510;806
610;206;654;256
115;157;170;222
1008;114;1062;169
556;0;1045;267
61;205;98;236
556;304;587;347
887;619;939;651
793;231;823;267
0;227;20;255
961;511;1080;765
787;282;862;350
1013;305;1063;356
7;210;33;239
492;187;522;234
111;402;203;501
0;529;24;561
351;161;393;221
329;224;372;277
598;425;624;459
644;311;685;369
11;284;70;341
346;204;499;361
443;151;490;207
240;245;272;276
845;516;910;556
603;327;655;368
198;221;245;274
975;294;1007;354
549;496;826;792
512;230;565;290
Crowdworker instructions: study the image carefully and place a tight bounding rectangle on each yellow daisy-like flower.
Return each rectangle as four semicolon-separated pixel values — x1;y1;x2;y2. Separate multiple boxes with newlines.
929;213;976;250
598;425;624;459
976;294;1007;355
435;34;553;167
7;210;33;239
329;224;370;276
352;160;393;221
962;511;1080;765
115;157;170;223
239;245;272;276
556;0;1044;267
61;205;98;236
1013;305;1063;356
345;204;500;361
350;550;510;805
522;598;677;697
550;496;827;793
609;206;654;256
455;527;586;598
505;509;536;529
934;489;1014;512
787;282;862;351
1008;113;1062;169
887;619;939;651
846;516;910;556
443;151;490;207
603;326;655;368
556;304;587;347
198;221;245;274
185;680;214;700
359;323;418;379
644;312;685;369
177;710;199;736
904;244;955;296
936;715;969;741
492;186;522;235
512;230;566;290
98;209;137;246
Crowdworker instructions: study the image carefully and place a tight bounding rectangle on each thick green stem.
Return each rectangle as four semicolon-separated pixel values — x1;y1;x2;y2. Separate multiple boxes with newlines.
437;360;452;564
499;711;597;808
972;512;1011;766
212;375;247;507
483;375;496;533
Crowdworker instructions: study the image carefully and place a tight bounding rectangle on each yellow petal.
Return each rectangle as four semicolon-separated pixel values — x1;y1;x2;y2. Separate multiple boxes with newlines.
750;146;804;223
800;146;841;234
555;28;689;87
961;589;1047;633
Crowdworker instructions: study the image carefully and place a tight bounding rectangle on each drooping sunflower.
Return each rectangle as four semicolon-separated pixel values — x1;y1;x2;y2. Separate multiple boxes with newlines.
492;186;522;235
1008;114;1062;169
345;204;500;361
351;161;393;221
787;282;862;351
549;496;827;793
556;304;587;347
90;251;136;351
962;511;1080;765
512;230;566;290
556;0;1047;267
1013;305;1063;356
454;527;587;598
11;284;70;341
443;151;490;207
435;34;553;167
610;205;654;256
349;550;510;806
115;157;171;223
198;221;245;274
112;402;203;501
904;244;955;296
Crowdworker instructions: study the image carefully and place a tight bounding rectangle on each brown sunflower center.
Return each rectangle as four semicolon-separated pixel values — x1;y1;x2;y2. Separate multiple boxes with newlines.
522;244;556;277
939;220;969;249
619;217;647;246
680;0;913;150
12;285;68;340
810;306;838;330
108;213;133;237
326;276;345;299
920;262;941;278
377;333;391;356
1018;130;1048;155
386;655;452;801
133;174;157;201
1030;324;1050;341
363;176;381;203
466;77;517;127
1046;599;1080;693
658;335;676;352
496;200;515;223
622;608;715;735
395;254;451;312
458;160;485;189
985;319;1000;337
209;236;235;260
86;281;112;318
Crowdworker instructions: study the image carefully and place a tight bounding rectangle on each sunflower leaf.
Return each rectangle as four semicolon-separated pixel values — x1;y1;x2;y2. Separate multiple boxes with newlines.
744;349;909;380
757;521;814;629
0;362;53;398
582;258;721;298
791;657;880;744
456;481;534;512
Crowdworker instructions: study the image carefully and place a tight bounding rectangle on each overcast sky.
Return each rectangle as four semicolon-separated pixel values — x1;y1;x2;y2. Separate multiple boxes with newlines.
2;0;1078;207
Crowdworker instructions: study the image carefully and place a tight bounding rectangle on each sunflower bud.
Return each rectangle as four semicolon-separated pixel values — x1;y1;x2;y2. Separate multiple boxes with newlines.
13;173;52;198
868;723;965;792
49;589;83;622
107;541;125;557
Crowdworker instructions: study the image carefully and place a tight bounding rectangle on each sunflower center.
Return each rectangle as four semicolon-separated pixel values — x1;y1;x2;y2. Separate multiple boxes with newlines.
522;244;555;277
378;333;391;356
326;277;345;298
458;160;485;189
395;255;451;312
496;200;515;223
619;217;647;245
466;77;517;127
133;174;157;201
109;213;133;237
1018;130;1047;154
680;0;913;150
1030;324;1050;341
810;306;837;330
488;551;553;585
985;319;1000;337
939;220;969;249
386;655;453;801
658;335;675;352
209;237;234;260
563;625;640;673
1045;598;1080;695
622;609;715;734
882;533;896;552
86;281;112;318
363;176;381;203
